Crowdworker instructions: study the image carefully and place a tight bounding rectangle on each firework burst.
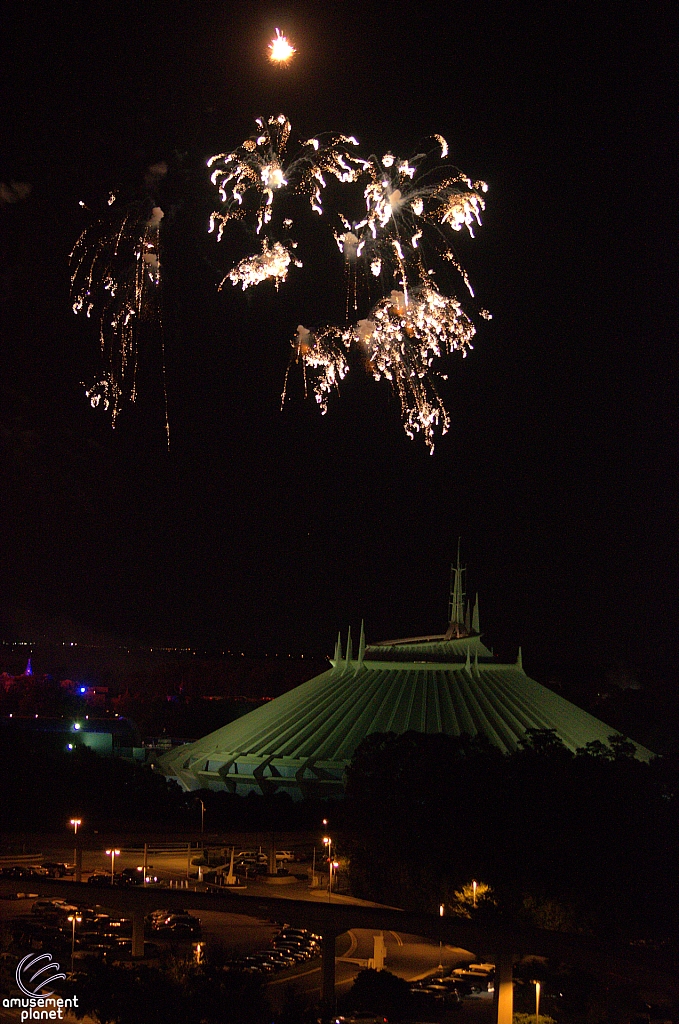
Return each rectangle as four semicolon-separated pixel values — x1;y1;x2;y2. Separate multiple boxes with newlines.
280;133;489;449
338;137;488;304
285;280;478;450
207;115;368;261
70;200;168;438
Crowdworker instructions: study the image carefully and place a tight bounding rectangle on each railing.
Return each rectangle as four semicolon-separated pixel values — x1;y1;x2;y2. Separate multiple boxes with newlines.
0;853;43;865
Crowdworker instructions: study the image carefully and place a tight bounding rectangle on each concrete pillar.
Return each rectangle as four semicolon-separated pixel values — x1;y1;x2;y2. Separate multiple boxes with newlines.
494;953;513;1024
372;932;386;970
320;931;337;1012
132;908;145;959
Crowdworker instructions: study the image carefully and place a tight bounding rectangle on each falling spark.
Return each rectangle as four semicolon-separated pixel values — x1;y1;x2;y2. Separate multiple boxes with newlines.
70;200;168;440
282;325;349;414
269;28;296;64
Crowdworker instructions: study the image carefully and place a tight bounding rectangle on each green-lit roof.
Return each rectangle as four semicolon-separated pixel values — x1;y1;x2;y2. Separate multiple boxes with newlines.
159;624;653;799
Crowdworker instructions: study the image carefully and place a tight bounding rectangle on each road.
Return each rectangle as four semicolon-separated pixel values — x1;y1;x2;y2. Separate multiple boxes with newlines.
0;836;491;1022
0;892;487;1023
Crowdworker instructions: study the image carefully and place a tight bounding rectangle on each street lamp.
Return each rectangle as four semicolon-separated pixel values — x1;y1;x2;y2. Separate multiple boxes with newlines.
105;848;120;885
472;879;478;908
438;904;444;970
323;837;332;899
69;819;82;880
199;799;205;834
67;914;82;975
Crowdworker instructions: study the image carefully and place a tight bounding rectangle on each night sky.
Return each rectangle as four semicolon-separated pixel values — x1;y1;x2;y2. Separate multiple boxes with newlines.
0;2;675;674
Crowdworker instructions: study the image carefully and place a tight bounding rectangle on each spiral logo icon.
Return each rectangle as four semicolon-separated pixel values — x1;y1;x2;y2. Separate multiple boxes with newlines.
15;953;66;998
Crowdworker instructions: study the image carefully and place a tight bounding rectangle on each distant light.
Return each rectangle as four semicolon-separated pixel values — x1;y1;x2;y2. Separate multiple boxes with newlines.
73;722;81;731
67;743;74;750
80;686;87;693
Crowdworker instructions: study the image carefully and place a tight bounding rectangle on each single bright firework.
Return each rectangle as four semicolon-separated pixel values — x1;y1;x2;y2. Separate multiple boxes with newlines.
269;28;296;64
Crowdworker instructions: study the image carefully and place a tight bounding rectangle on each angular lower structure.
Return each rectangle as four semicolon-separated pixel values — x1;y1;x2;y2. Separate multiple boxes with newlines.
159;565;653;799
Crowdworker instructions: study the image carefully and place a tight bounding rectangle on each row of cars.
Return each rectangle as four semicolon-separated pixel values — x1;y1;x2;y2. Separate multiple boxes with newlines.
227;926;321;974
11;898;202;963
0;862;73;879
12;897;136;961
87;867;161;887
408;961;495;1010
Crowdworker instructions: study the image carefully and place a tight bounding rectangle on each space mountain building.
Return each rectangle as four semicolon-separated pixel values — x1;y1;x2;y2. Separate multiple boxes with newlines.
159;564;653;799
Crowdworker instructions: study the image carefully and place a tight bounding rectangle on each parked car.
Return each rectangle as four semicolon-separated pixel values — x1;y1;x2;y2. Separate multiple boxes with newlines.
87;872;113;886
42;862;73;877
335;1014;389;1024
153;913;201;938
1;866;39;880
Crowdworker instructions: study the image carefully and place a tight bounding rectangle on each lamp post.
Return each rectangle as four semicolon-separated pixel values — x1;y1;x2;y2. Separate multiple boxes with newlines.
105;848;120;885
472;879;477;908
198;799;205;835
67;914;81;975
438;903;444;970
323;837;332;900
69;818;82;876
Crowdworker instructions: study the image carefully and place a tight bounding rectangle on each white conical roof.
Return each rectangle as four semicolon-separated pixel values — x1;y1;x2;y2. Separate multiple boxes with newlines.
159;630;653;799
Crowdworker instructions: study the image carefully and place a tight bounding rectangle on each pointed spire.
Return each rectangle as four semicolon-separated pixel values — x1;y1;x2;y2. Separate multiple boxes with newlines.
346;626;353;665
357;620;366;667
333;632;343;673
472;593;480;634
516;646;523;671
465;645;471;671
464;601;471;632
446;538;467;639
474;650;479;676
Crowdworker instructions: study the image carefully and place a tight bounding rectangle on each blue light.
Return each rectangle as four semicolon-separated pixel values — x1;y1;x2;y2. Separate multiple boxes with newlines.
80;686;87;694
73;722;81;731
67;743;74;750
